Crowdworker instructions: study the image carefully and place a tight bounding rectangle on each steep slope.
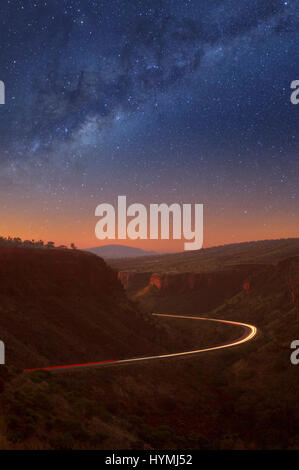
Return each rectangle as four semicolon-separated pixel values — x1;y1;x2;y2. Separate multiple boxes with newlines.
213;256;299;325
113;239;299;315
0;247;173;369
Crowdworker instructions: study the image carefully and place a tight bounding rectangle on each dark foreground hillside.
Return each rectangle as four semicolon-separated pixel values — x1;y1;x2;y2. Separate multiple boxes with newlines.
0;246;183;369
0;247;299;449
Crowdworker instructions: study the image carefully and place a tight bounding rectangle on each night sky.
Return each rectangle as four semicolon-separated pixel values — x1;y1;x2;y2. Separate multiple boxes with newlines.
0;0;298;251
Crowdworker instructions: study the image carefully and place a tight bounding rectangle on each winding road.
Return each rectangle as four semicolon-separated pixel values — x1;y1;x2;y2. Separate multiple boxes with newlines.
24;313;257;373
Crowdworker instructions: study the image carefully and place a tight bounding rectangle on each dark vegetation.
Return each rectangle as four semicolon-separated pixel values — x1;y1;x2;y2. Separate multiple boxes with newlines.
0;239;299;449
0;235;76;250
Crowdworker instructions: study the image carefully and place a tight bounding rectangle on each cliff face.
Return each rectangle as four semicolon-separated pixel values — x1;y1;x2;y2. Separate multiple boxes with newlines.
238;256;299;315
0;247;121;299
117;271;134;289
119;266;260;294
147;271;248;293
118;265;262;314
0;247;171;369
117;271;151;293
117;256;299;320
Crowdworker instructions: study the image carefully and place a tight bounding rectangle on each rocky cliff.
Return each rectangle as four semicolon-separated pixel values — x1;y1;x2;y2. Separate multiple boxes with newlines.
118;265;263;314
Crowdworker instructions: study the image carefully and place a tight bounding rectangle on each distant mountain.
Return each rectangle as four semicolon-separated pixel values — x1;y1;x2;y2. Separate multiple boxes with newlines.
85;244;158;259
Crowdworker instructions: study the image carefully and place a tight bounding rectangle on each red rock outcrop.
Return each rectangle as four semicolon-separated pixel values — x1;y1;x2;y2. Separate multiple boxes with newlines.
243;281;250;293
118;266;261;295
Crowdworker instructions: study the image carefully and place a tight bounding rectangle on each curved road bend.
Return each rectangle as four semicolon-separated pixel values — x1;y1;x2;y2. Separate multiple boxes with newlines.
24;313;257;373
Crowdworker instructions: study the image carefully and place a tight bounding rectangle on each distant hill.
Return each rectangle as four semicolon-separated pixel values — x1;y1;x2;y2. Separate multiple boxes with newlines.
108;238;299;273
86;244;157;259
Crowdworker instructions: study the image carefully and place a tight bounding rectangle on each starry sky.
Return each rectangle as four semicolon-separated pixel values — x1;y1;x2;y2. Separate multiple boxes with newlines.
0;0;298;251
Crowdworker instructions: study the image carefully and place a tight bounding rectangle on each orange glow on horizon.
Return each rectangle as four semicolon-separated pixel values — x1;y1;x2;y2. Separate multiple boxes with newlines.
0;210;298;253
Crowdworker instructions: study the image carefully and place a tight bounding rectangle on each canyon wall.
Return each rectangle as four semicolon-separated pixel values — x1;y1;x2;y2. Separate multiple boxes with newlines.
117;265;261;314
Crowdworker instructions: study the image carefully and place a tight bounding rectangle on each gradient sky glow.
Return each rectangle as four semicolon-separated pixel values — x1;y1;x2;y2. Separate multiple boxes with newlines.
0;0;298;251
